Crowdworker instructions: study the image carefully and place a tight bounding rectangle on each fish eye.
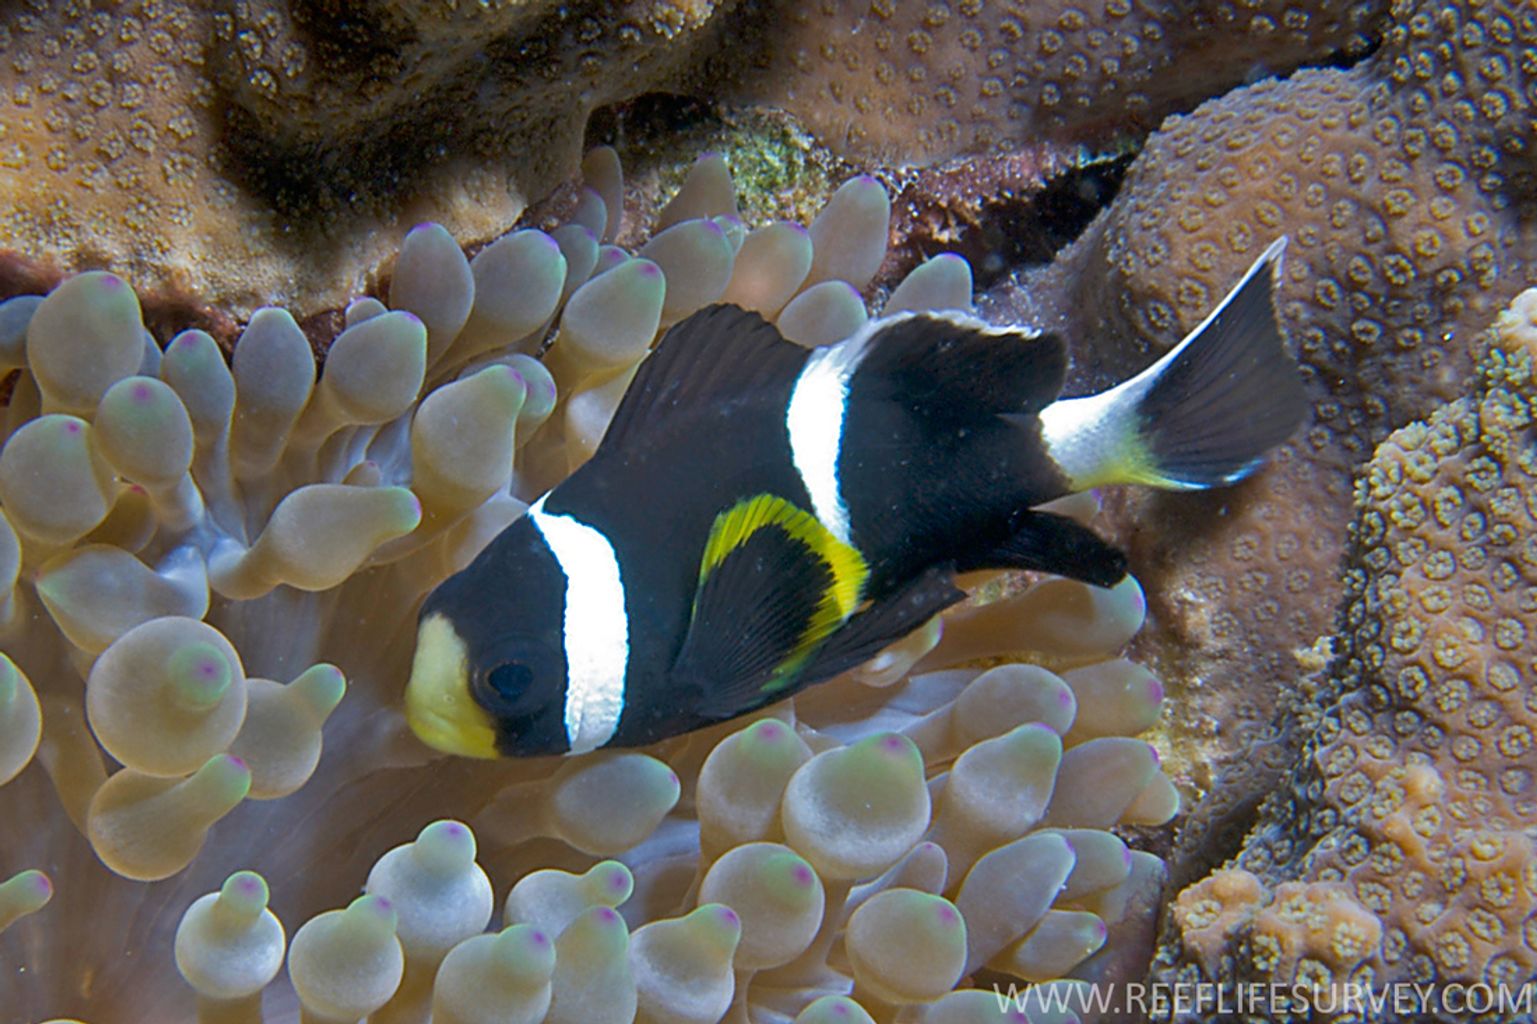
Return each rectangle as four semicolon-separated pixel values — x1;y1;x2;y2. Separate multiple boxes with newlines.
487;661;534;702
472;644;555;721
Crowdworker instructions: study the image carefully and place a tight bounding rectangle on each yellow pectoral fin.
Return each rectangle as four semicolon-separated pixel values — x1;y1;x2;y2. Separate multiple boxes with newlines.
405;614;501;759
700;493;868;621
683;494;871;705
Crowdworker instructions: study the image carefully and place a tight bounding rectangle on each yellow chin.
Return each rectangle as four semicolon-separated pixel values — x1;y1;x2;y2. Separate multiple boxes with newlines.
405;613;500;759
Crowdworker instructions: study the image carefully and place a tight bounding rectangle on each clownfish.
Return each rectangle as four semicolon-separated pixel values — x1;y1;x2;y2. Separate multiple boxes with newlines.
406;238;1304;758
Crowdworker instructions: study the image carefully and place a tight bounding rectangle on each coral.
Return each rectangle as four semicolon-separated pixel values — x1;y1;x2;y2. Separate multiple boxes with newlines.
0;0;728;316
0;152;1194;1022
0;0;1391;321
995;0;1537;851
718;0;1383;166
1154;288;1537;1018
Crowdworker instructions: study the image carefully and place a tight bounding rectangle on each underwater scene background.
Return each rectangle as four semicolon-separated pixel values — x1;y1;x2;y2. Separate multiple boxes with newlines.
0;1;1533;1022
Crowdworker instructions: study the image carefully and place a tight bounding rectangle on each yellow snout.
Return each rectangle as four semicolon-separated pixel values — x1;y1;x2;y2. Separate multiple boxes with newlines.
405;613;500;759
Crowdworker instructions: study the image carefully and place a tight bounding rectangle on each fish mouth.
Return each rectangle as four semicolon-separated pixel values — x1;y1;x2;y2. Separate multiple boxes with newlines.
407;700;490;757
405;613;500;759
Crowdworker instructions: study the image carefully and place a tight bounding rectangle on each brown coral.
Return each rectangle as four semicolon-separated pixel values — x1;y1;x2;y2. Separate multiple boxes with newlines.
720;0;1383;165
0;0;1388;321
0;0;726;317
997;0;1537;850
1155;288;1537;1019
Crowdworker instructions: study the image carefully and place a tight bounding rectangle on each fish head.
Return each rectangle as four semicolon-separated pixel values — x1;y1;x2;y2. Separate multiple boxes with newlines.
406;518;572;758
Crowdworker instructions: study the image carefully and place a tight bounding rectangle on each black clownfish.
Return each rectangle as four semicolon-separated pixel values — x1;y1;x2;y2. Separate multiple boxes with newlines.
406;238;1305;758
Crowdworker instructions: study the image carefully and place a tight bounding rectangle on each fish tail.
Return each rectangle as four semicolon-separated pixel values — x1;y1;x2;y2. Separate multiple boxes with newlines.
1037;237;1307;491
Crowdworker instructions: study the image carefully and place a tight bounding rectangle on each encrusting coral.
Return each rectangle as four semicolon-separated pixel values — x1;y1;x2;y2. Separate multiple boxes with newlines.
994;0;1537;853
0;0;726;316
0;149;1184;1023
1152;288;1537;1020
717;0;1382;166
0;0;1388;321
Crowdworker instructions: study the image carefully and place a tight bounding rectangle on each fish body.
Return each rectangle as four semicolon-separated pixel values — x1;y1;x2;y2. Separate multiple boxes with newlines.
408;239;1305;758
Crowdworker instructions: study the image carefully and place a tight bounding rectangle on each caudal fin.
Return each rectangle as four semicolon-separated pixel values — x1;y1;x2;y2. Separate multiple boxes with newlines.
1037;238;1306;491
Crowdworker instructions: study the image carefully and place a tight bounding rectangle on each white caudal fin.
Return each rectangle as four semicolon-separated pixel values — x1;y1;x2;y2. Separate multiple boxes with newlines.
1037;238;1306;491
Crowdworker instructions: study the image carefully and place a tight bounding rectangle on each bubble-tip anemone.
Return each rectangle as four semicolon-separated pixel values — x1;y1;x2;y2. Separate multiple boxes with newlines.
1;148;1183;1023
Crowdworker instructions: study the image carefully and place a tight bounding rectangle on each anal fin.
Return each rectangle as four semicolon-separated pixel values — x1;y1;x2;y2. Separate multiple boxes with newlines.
955;511;1127;588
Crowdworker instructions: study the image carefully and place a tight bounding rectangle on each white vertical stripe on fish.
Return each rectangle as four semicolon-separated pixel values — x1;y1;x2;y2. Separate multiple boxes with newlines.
528;495;628;754
784;327;876;546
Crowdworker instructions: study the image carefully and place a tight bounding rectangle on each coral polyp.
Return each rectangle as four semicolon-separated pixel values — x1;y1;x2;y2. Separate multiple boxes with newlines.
0;150;1185;1022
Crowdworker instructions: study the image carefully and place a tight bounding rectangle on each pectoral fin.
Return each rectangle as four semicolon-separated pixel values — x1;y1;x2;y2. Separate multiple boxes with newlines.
675;494;869;719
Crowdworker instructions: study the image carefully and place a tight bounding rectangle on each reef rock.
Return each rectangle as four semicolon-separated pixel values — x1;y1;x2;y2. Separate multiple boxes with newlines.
0;0;1386;319
1154;288;1537;1022
993;0;1537;853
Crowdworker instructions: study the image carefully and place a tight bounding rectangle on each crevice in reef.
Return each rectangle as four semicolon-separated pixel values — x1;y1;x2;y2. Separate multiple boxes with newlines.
580;88;1141;297
579;95;854;233
947;152;1136;293
585;93;724;157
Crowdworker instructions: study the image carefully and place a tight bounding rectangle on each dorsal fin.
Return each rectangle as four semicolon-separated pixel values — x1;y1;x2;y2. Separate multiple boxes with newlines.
598;303;809;454
852;312;1068;417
